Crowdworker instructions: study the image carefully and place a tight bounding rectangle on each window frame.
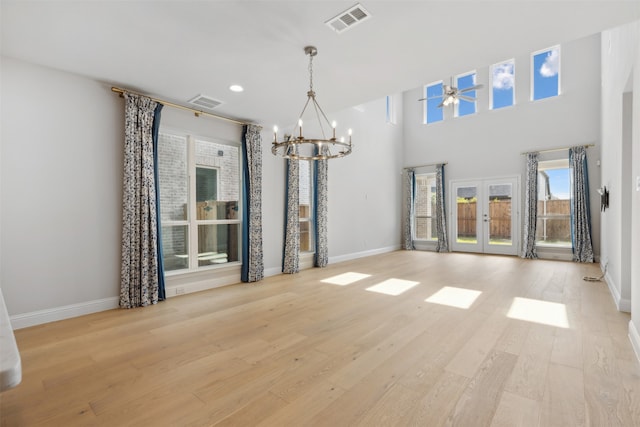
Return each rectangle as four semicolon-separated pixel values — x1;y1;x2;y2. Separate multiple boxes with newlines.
424;80;444;125
385;95;397;125
531;45;561;101
413;172;438;242
454;71;478;118
159;127;243;274
490;59;515;110
535;157;571;249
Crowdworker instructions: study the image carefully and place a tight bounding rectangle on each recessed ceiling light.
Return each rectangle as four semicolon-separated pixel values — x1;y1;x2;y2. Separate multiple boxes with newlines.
229;85;244;92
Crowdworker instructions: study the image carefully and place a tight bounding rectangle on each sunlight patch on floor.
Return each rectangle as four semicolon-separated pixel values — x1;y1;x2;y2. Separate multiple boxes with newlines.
365;278;420;296
425;286;482;309
507;297;569;328
321;272;372;286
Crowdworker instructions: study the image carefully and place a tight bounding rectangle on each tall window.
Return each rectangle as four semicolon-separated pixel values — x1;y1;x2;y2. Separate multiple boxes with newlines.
424;81;444;124
536;158;571;247
456;72;477;117
491;60;515;109
158;130;242;272
532;46;560;100
386;95;396;124
299;159;314;252
414;173;437;241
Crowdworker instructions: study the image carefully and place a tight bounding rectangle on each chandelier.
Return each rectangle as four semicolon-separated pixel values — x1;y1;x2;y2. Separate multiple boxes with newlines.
271;46;352;160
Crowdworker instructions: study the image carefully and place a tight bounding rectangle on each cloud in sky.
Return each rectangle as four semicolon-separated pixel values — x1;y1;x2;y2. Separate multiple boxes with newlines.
492;62;514;90
540;49;560;77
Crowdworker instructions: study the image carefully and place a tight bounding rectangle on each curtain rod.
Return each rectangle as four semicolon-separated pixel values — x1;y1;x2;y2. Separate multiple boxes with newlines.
403;161;448;170
521;143;595;155
111;86;250;126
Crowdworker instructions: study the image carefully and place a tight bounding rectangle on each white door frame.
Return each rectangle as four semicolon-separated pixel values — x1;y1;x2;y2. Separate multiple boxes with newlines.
450;176;520;255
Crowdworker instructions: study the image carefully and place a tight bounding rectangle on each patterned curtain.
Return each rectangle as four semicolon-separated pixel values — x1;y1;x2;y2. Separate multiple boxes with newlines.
241;124;264;282
120;93;161;308
569;146;594;263
282;157;299;273
522;152;539;259
403;169;415;250
435;164;449;252
314;152;328;267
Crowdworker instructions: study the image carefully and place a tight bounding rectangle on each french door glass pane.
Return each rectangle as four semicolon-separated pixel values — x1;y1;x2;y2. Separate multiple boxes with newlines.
162;225;189;271
488;183;512;245
197;224;240;266
457;186;477;243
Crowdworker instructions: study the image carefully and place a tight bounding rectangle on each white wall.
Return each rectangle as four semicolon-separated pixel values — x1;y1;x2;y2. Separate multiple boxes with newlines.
402;33;602;259
1;56;403;326
1;57;124;319
600;21;640;358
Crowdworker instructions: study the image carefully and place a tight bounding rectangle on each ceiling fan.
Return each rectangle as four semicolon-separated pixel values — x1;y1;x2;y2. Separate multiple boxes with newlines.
418;78;484;108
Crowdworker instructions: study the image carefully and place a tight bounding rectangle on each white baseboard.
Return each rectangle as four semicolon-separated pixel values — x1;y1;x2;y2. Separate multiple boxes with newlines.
10;297;119;330
329;245;401;264
603;269;632;313
629;320;640;364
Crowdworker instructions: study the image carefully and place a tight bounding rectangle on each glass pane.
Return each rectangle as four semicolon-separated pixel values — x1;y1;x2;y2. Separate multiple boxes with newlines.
299;160;311;219
536;163;571;247
162;225;188;271
533;47;560;100
536;217;571;247
426;83;443;124
492;61;515;109
158;133;188;221
488;183;512;246
457;73;477;117
456;186;477;244
415;174;437;241
300;221;312;252
197;224;239;267
195;139;239;218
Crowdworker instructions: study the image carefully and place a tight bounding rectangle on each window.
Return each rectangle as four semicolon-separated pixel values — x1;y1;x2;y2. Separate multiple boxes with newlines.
385;95;396;124
536;159;571;247
532;46;560;100
491;60;515;109
158;130;242;272
414;173;437;241
424;81;444;124
455;72;477;117
299;159;314;252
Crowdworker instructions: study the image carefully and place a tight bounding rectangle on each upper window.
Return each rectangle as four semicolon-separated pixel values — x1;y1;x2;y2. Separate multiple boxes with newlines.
455;72;477;117
424;81;444;124
491;60;515;109
158;130;242;272
385;95;396;124
414;173;437;241
536;158;571;247
532;46;560;100
299;159;314;253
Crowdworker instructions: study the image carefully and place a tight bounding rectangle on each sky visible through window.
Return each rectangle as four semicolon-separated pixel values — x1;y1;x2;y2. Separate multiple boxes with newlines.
492;61;514;109
457;73;476;116
533;47;560;100
426;83;443;124
546;168;569;199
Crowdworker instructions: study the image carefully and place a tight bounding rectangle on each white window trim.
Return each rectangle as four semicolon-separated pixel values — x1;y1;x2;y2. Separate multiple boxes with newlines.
160;127;243;275
530;45;561;101
454;70;478;118
490;59;515;110
424;80;443;125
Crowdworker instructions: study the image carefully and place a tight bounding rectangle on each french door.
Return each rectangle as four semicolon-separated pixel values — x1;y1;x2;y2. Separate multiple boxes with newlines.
450;177;519;255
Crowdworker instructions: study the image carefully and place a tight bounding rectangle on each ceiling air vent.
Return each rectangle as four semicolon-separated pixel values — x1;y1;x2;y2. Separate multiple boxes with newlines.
325;3;371;34
188;94;222;110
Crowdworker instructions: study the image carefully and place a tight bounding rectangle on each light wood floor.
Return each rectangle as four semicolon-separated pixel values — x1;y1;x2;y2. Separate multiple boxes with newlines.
2;251;639;426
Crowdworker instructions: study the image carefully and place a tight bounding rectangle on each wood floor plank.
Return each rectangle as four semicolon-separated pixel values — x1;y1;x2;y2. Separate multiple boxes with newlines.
2;251;639;426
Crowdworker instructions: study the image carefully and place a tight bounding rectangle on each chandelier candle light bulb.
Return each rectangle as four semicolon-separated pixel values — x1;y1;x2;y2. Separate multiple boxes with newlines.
271;46;353;160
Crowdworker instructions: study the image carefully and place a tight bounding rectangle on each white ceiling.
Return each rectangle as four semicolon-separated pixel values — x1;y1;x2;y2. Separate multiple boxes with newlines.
2;1;639;127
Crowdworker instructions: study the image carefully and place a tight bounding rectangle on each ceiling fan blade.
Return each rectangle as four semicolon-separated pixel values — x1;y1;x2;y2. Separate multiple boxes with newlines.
437;100;446;108
458;95;476;102
459;84;484;93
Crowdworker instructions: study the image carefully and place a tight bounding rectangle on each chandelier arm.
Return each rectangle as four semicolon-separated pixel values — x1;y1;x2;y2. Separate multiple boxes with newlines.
311;98;328;141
